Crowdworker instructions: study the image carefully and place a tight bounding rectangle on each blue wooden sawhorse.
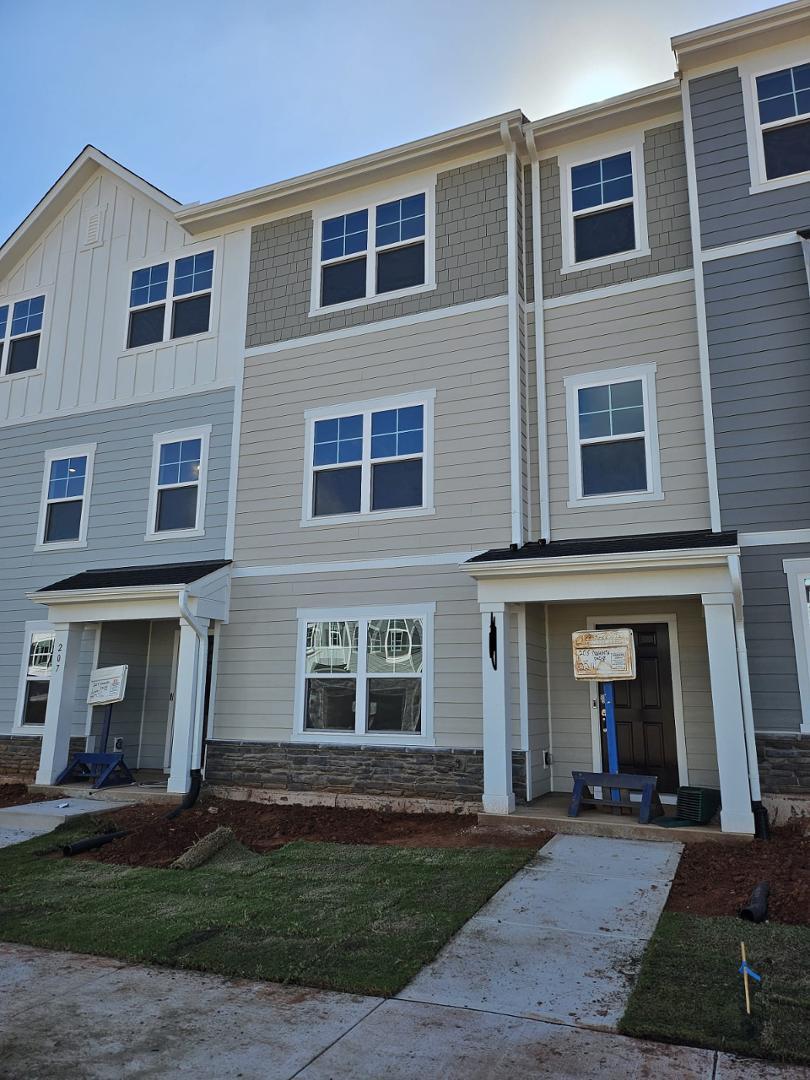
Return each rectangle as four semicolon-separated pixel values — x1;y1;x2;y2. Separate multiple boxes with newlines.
54;702;135;790
568;770;664;824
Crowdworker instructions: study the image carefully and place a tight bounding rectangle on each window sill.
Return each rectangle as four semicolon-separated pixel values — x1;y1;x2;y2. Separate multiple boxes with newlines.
748;171;810;195
144;527;205;542
12;726;45;737
309;281;436;319
300;506;435;528
560;246;650;276
0;367;43;383
567;490;664;509
34;539;88;553
120;330;216;357
292;732;435;748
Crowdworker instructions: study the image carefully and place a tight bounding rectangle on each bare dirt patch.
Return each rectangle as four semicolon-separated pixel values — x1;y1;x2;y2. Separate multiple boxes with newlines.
0;784;57;809
666;817;810;925
78;797;551;868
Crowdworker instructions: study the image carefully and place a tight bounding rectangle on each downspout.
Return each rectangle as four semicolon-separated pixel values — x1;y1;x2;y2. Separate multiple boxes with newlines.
179;586;208;794
501;119;524;548
525;127;550;542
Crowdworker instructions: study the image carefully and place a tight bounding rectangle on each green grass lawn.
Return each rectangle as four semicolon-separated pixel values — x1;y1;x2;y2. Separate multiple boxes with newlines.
0;817;530;996
620;912;810;1066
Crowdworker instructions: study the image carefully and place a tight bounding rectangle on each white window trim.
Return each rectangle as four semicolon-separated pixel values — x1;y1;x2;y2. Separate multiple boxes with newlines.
308;173;437;317
740;44;810;195
293;603;435;746
564;362;662;508
122;240;221;354
0;286;51;381
145;425;211;541
558;131;650;275
301;389;435;527
783;558;810;734
13;620;55;734
34;443;97;552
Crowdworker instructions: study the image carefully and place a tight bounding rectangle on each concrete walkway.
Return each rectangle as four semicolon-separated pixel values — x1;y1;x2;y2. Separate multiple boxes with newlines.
0;797;130;850
400;833;682;1029
0;943;803;1079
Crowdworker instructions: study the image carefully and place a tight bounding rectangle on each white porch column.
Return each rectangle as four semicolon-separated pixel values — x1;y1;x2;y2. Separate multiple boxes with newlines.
481;602;515;814
35;623;85;785
168;619;208;794
702;593;755;835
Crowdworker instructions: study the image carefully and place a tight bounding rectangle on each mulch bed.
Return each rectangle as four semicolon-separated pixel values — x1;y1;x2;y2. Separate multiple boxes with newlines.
78;797;551;868
0;784;54;809
667;817;810;925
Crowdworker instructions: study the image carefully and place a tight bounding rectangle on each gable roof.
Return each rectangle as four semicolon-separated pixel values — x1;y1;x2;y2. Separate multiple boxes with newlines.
0;145;181;282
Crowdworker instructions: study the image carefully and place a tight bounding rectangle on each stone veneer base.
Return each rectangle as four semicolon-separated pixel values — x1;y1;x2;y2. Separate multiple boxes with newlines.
0;735;85;782
756;733;810;794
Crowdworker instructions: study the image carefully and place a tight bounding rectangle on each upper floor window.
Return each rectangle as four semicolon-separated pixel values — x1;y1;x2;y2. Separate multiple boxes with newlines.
0;294;45;375
316;192;429;311
127;250;214;349
564;365;661;506
146;426;210;538
36;445;95;550
571;152;635;264
756;63;810;181
305;394;433;523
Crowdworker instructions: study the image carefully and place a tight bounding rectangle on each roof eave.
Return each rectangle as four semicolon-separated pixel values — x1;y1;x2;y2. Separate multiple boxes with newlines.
464;545;741;579
175;110;526;234
672;0;810;71
27;583;183;605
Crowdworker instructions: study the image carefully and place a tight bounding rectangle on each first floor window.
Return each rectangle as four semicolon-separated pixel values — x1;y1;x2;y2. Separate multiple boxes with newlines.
0;294;45;375
308;399;428;519
756;62;810;180
571;151;636;264
303;615;424;735
21;631;54;725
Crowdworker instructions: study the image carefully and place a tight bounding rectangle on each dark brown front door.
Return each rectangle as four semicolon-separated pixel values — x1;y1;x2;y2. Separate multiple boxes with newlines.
598;622;679;794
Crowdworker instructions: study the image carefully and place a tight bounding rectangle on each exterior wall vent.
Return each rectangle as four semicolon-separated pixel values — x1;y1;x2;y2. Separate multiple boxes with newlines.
82;205;106;249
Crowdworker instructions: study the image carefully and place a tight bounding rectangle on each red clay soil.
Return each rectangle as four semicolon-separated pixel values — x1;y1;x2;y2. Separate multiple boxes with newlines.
0;784;55;809
667;818;810;925
78;797;551;869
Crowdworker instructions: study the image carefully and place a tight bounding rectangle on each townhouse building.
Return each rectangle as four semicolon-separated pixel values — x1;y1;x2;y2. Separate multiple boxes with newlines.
5;1;810;836
0;148;249;794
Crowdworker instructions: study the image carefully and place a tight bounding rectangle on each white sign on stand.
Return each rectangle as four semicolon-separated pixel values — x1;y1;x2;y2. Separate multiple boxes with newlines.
87;665;128;706
571;629;636;682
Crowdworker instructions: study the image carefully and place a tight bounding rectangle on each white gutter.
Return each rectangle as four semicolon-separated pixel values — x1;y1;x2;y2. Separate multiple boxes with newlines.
525;128;550;541
179;587;209;775
500;120;524;548
728;554;762;802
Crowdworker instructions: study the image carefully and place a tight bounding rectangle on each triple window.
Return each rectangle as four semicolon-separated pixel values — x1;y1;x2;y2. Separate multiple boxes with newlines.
755;63;810;181
127;250;214;349
299;609;430;739
0;294;46;375
36;445;95;548
317;192;428;309
306;396;432;521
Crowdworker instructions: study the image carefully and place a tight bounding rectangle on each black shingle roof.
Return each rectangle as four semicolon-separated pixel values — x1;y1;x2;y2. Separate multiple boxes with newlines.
466;530;737;564
38;560;231;592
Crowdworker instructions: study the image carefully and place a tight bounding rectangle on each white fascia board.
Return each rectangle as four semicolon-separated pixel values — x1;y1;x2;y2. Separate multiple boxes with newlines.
464;545;741;578
673;2;810;72
27;584;183;606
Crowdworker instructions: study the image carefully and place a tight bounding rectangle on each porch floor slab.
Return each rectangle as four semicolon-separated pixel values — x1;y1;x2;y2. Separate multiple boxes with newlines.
31;770;180;806
0;797;132;831
480;793;740;844
398;834;682;1031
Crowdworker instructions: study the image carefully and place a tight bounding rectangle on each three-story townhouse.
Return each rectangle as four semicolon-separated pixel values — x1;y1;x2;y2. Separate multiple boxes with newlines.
675;0;810;801
0;147;249;794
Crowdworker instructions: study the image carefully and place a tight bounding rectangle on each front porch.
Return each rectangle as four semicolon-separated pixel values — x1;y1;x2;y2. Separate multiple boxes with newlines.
468;531;762;836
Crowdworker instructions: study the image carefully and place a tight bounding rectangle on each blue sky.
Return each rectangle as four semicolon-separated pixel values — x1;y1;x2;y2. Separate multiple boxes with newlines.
3;0;769;243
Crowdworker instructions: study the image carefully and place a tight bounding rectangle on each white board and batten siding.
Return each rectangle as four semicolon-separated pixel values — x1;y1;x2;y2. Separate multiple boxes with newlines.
544;277;712;538
0;167;249;425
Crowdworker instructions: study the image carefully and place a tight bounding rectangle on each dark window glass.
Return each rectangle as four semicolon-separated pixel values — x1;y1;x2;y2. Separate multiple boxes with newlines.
371;458;422;511
574;204;635;263
367;678;421;732
581;438;647;496
376;242;425;294
762;119;810;179
23;681;49;725
313;466;362;516
321;256;366;306
171;293;211;338
7;334;40;373
156;486;198;531
127;305;165;349
305;678;356;730
45;501;83;543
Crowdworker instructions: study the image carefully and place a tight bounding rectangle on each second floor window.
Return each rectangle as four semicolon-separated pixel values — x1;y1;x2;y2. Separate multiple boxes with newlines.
127;250;214;349
0;294;45;375
36;445;95;549
308;401;427;520
147;427;210;537
571;152;636;264
318;193;427;309
756;63;810;180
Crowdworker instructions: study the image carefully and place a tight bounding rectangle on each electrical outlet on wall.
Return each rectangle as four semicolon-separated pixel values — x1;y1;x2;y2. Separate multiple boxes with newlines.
542;749;552;769
112;737;124;753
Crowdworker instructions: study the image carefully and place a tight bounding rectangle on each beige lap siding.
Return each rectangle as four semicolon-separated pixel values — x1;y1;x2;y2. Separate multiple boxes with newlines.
544;276;712;539
235;305;512;565
213;565;519;751
545;598;719;792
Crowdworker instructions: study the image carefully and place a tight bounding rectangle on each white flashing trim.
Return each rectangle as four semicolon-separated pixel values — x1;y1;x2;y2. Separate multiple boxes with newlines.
244;295;508;357
503;138;523;546
782;557;810;734
739;529;810;547
34;442;97;552
542;268;694;309
701;230;799;262
525;136;551;541
145;425;211;542
232;549;483;579
681;77;723;533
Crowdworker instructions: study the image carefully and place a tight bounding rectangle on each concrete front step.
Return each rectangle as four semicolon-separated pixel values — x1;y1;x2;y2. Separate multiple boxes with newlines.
30;783;181;806
0;798;130;831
